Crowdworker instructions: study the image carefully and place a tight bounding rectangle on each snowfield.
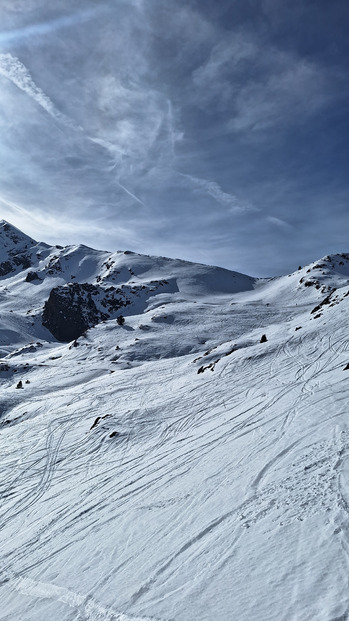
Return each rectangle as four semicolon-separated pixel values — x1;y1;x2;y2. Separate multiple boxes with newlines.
0;220;349;620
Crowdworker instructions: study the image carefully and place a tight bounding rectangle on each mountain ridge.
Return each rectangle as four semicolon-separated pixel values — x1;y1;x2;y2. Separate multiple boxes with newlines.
1;220;349;620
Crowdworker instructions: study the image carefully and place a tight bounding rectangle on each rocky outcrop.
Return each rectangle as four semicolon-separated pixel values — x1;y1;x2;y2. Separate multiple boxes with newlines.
0;253;31;277
0;260;13;277
25;271;40;282
42;282;130;342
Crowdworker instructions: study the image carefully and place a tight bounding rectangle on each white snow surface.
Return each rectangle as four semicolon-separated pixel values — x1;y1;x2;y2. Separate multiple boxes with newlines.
1;220;349;620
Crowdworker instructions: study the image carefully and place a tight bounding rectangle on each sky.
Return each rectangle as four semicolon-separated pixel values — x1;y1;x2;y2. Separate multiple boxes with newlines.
0;0;348;276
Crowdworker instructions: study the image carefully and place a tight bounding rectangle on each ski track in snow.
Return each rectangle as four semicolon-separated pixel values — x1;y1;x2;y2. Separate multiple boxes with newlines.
10;575;168;621
1;229;349;620
2;329;349;619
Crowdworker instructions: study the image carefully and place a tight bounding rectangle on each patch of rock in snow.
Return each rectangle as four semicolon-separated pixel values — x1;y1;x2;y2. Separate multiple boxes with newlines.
1;221;349;620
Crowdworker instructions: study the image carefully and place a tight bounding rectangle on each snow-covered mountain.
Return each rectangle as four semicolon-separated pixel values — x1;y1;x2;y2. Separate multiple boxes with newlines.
1;219;349;621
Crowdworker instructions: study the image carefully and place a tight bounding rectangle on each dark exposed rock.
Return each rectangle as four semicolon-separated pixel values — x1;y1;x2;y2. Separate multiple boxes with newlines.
42;282;129;342
197;361;217;373
26;271;40;282
16;381;23;389
90;416;101;430
311;291;335;315
0;261;13;277
43;284;107;341
0;221;33;277
13;254;31;270
90;413;111;430
46;255;62;274
0;251;32;278
260;334;268;343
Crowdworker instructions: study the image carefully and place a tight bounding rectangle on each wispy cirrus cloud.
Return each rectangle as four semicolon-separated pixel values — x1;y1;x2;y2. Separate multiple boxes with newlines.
0;6;106;48
229;57;338;133
191;32;344;134
0;53;151;206
0;0;347;276
267;216;293;230
0;193;135;248
0;53;77;129
192;33;257;108
177;172;256;214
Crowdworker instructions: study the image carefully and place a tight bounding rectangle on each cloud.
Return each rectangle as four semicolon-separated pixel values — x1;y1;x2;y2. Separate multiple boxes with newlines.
0;53;77;129
0;53;153;206
0;7;106;47
0;194;128;248
177;172;256;213
0;1;347;278
91;77;167;160
267;216;293;230
191;31;343;134
192;33;257;107
229;57;336;133
114;181;145;206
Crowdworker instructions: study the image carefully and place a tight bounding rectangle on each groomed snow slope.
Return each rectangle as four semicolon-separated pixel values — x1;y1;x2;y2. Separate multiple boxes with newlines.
1;222;349;620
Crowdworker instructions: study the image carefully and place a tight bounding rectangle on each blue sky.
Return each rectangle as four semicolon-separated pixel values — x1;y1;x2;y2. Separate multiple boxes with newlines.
0;0;348;276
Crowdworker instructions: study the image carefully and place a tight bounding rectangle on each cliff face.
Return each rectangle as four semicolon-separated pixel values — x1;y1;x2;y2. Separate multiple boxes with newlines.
42;283;128;341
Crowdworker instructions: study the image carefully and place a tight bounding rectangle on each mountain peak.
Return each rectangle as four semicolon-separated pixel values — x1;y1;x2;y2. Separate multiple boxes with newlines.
0;220;44;280
0;219;36;245
1;222;349;621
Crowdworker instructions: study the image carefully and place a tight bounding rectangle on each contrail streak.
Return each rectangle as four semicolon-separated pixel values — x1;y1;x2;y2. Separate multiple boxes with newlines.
116;181;145;206
0;53;78;130
0;55;144;208
0;8;105;47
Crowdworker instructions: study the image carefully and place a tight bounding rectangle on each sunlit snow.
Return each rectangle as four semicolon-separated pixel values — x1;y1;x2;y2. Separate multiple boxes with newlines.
1;220;349;620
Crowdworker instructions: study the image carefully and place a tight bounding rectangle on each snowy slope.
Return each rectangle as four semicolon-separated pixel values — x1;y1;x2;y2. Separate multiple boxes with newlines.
1;221;349;621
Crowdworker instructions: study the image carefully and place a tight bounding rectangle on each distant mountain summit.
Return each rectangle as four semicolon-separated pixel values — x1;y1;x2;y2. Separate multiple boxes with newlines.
0;220;256;343
0;219;36;246
0;219;48;278
1;223;349;621
0;220;348;345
